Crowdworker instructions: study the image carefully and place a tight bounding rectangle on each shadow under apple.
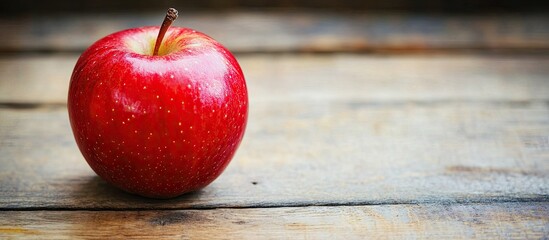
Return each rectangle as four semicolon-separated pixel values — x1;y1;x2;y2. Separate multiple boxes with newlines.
67;175;206;209
58;174;212;237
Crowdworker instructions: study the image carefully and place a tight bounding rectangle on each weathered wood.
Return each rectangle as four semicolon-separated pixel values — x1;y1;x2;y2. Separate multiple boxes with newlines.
1;55;549;104
1;100;548;209
1;12;548;53
0;203;547;239
1;10;547;238
1;54;548;209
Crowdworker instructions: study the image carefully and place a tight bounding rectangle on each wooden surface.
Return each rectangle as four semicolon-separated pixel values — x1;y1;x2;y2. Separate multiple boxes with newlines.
1;203;547;239
2;12;549;53
3;55;549;104
2;56;549;210
1;11;549;239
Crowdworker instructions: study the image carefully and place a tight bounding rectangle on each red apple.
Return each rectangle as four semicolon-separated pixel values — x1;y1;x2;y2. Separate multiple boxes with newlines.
68;9;248;198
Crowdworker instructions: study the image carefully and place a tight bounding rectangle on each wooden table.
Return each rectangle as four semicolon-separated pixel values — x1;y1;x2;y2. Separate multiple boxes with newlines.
1;11;548;239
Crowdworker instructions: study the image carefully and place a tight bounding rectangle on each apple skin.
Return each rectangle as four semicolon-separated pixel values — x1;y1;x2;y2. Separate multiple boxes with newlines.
68;27;248;198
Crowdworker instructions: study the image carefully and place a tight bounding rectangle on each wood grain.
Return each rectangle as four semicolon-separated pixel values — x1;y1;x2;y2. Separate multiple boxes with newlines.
1;54;549;104
1;100;548;209
0;203;547;239
2;12;548;53
1;55;548;209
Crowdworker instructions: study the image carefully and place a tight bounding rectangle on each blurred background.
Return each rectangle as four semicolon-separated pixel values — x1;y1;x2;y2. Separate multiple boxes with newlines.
1;0;548;56
2;0;549;14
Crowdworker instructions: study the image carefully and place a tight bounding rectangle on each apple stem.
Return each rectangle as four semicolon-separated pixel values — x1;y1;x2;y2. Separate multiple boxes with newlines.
153;8;178;56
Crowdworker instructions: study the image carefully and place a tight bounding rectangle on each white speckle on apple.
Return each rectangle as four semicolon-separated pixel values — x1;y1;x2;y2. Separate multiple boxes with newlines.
143;86;147;90
187;84;191;88
178;122;182;126
170;74;174;79
156;95;160;99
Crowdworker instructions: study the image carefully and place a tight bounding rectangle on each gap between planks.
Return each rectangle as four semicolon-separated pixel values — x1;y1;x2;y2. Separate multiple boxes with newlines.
0;100;548;110
1;197;548;212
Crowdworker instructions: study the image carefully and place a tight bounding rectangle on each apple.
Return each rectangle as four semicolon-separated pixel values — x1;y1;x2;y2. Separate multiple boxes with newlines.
68;8;248;198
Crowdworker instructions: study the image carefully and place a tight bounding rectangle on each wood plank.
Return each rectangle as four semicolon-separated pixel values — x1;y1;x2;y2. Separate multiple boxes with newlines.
0;203;547;239
1;54;549;104
2;12;548;53
1;100;548;209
